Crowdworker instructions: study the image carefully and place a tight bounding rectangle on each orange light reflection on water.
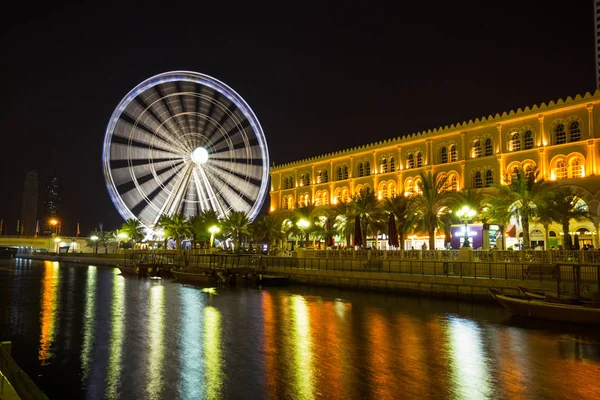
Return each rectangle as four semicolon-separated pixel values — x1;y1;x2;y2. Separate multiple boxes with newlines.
290;295;314;399
367;311;398;399
39;261;59;365
394;314;428;398
261;291;278;396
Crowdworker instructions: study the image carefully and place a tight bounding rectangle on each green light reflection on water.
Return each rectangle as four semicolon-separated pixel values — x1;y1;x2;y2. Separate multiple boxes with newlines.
179;287;205;399
203;306;223;400
146;284;166;400
447;317;492;399
291;295;314;400
105;269;125;400
80;266;97;382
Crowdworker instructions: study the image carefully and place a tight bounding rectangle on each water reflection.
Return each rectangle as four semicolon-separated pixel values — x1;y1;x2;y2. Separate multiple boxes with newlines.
290;295;313;399
447;317;492;399
80;266;97;381
203;306;223;400
106;270;125;400
146;284;165;400
39;261;60;365
179;287;205;399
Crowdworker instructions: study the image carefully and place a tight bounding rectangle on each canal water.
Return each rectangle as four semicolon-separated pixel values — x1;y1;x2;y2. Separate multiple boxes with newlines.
1;258;599;400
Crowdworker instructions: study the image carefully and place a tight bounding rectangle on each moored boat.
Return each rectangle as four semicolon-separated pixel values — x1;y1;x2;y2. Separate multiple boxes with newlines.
488;289;600;326
517;286;583;305
171;269;217;285
117;263;152;277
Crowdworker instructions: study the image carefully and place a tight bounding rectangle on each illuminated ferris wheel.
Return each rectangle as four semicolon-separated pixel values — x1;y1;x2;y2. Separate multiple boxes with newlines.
102;71;270;230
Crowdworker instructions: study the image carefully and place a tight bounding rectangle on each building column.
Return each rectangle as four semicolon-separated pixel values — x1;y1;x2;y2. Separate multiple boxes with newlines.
587;104;594;139
425;138;432;166
349;157;355;194
588;140;596;177
496;123;503;154
539;147;546;178
460;161;466;190
496;154;504;185
311;164;315;202
461;132;466;160
397;145;402;171
538;114;546;146
329;160;334;204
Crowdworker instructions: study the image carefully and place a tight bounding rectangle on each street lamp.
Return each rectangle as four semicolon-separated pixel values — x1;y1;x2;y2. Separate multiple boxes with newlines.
208;225;220;248
50;219;59;236
297;219;310;248
456;206;476;248
90;235;99;254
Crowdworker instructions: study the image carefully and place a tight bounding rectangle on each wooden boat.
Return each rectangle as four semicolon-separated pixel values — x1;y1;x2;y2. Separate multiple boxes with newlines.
171;269;217;285
256;274;289;286
117;263;153;278
488;289;600;326
517;286;583;305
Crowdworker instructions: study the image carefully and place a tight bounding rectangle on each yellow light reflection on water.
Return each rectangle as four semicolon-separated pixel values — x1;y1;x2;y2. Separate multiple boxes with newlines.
80;266;97;382
39;261;59;365
290;295;314;399
179;288;205;399
105;270;125;400
146;284;165;400
261;292;278;394
203;306;223;400
447;317;492;399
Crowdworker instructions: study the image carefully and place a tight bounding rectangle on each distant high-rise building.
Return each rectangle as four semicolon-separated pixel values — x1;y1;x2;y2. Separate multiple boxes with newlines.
20;171;39;236
43;176;62;235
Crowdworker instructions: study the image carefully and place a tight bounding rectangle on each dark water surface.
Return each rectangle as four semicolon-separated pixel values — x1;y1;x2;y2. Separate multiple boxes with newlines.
1;258;600;399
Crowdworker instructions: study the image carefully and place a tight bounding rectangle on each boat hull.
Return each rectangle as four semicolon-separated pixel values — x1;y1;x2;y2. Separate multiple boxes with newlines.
117;264;152;278
257;274;289;286
171;270;217;285
490;290;600;326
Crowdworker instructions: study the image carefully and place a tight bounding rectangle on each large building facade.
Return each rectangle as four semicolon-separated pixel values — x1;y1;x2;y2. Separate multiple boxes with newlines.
269;91;600;249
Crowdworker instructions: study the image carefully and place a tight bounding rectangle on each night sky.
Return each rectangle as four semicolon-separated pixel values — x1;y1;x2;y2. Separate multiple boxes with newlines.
0;1;595;236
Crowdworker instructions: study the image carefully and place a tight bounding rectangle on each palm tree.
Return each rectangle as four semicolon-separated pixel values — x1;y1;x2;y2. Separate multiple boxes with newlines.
97;230;112;253
481;199;512;250
160;213;193;249
352;188;382;248
221;210;252;252
120;218;145;247
382;194;417;250
190;209;221;248
537;187;592;249
487;167;551;249
412;171;458;250
86;230;101;253
250;214;284;253
330;201;355;248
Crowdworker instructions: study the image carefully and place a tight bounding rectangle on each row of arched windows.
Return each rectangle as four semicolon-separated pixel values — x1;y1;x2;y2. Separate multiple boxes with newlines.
473;170;494;189
440;145;458;164
380;157;396;173
555;121;581;144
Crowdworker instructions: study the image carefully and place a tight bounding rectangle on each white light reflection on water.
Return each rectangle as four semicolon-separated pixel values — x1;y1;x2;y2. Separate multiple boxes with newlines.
105;270;125;400
179;287;205;399
80;266;97;382
146;284;165;400
203;306;223;400
291;295;314;399
447;316;492;399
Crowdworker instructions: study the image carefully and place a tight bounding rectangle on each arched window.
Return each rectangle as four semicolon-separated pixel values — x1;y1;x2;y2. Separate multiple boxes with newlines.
441;147;448;163
379;182;387;199
365;161;371;175
556;124;566;144
569;122;581;142
334;189;342;204
389;158;395;172
556;160;567;180
380;158;388;173
407;154;415;169
358;163;364;177
404;178;414;196
337;167;342;181
323;170;328;183
524;130;533;149
511;133;521;151
314;191;322;206
416;152;423;167
450;175;458;192
438;174;449;192
472;140;482;158
525;165;534;179
474;171;483;188
388;182;396;198
343;166;349;179
321;191;329;205
485;170;493;187
450;145;458;162
342;188;350;203
414;179;423;195
570;158;582;178
484;138;493;156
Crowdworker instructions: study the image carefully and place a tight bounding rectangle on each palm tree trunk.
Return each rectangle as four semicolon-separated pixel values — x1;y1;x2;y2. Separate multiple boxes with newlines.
522;217;530;250
429;223;436;250
562;221;571;249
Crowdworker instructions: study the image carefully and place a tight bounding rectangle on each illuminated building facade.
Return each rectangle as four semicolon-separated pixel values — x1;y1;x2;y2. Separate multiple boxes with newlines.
43;176;61;235
269;91;600;249
20;170;39;236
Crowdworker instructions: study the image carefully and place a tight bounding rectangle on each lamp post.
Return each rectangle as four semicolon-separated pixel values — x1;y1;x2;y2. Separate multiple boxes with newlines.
50;219;59;236
54;237;61;253
209;225;220;248
297;219;310;248
90;235;99;254
456;206;476;248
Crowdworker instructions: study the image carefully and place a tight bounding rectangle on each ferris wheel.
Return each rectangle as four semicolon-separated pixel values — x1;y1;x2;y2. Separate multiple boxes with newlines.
102;71;270;230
